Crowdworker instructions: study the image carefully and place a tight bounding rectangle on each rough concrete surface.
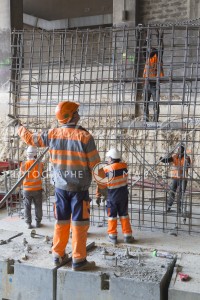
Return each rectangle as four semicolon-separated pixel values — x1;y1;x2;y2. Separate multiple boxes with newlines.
169;254;200;300
57;245;175;300
0;210;200;299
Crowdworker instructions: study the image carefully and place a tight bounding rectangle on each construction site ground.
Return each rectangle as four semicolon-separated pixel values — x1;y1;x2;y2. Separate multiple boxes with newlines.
0;208;200;300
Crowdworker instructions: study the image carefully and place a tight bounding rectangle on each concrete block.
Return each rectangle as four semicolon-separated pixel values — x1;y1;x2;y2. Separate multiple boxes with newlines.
57;246;175;300
13;263;56;300
0;229;57;300
0;259;15;300
169;254;200;300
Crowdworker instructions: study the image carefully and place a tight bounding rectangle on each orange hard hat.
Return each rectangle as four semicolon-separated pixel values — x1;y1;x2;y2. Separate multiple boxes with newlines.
55;101;79;124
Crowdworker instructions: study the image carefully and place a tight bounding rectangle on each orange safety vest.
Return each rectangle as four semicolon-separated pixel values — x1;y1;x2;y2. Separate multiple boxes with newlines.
143;53;164;78
171;154;190;179
103;162;128;189
20;160;43;191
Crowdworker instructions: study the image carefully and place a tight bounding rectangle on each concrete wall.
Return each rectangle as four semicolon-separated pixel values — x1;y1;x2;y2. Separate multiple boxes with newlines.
137;0;189;24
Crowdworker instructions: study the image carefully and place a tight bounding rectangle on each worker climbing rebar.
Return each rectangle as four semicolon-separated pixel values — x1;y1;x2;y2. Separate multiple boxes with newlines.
143;29;164;122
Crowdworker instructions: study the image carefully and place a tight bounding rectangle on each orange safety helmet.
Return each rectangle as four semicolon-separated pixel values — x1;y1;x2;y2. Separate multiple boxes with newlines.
55;101;79;124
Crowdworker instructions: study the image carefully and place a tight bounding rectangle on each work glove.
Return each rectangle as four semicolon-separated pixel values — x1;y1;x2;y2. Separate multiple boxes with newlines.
9;119;22;127
15;186;21;194
98;188;108;202
7;114;22;127
96;197;101;207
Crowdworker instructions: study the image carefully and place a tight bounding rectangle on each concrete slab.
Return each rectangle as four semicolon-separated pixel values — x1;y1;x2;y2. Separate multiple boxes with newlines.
0;213;200;299
0;228;64;300
169;254;200;300
57;245;175;300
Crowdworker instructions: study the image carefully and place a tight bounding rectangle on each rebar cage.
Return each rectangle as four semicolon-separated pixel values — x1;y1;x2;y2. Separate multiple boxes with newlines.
7;24;200;234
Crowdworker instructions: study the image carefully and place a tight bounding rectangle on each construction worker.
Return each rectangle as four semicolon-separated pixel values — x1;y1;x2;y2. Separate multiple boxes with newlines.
143;29;164;122
160;145;191;212
17;101;100;271
20;146;44;229
96;148;134;244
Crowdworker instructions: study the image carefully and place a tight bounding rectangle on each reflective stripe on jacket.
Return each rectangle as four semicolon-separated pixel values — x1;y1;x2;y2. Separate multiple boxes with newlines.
20;160;43;191
143;53;164;78
103;162;128;189
171;154;190;178
18;124;100;191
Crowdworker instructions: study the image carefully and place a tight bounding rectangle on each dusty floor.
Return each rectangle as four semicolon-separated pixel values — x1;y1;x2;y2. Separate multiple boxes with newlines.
0;207;200;256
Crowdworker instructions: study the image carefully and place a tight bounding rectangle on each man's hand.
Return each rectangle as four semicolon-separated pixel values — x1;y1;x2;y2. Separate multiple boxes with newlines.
9;118;22;127
7;114;22;127
15;186;21;193
96;197;101;207
98;188;107;202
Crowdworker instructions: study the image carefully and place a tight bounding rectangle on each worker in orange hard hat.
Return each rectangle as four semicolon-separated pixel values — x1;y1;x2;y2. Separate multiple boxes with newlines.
17;100;101;271
55;101;80;124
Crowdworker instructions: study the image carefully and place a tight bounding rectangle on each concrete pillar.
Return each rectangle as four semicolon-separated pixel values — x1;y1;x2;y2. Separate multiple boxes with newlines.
113;0;142;118
0;0;23;119
113;0;137;27
188;0;200;20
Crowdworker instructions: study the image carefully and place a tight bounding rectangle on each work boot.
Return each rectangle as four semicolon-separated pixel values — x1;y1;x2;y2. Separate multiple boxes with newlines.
124;236;135;244
36;221;41;228
72;260;96;271
53;254;69;267
108;235;117;245
27;223;32;229
167;207;171;213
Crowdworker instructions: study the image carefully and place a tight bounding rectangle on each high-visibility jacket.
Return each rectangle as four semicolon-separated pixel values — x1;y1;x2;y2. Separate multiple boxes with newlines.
143;53;164;78
103;162;128;189
18;124;100;192
20;160;43;191
171;154;190;179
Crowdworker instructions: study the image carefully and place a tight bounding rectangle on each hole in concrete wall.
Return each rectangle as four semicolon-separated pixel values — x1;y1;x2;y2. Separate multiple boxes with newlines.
6;259;14;275
100;273;110;290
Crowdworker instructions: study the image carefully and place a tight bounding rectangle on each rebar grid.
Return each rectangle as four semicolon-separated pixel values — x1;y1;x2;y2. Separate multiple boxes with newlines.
7;25;200;234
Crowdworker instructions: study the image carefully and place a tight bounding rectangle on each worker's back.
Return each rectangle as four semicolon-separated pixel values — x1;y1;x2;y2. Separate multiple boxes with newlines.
20;160;43;191
103;161;128;190
46;125;100;191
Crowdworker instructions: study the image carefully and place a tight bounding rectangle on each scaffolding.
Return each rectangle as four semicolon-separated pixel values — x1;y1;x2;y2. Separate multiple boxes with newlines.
7;24;200;234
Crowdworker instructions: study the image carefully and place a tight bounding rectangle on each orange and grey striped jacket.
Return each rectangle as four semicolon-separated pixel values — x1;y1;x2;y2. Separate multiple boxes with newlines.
18;124;100;192
103;162;128;189
20;160;43;191
143;53;164;78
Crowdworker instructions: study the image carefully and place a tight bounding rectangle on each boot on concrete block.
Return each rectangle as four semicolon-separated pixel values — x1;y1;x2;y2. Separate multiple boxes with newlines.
124;236;135;244
72;260;96;271
108;235;117;245
53;253;69;267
